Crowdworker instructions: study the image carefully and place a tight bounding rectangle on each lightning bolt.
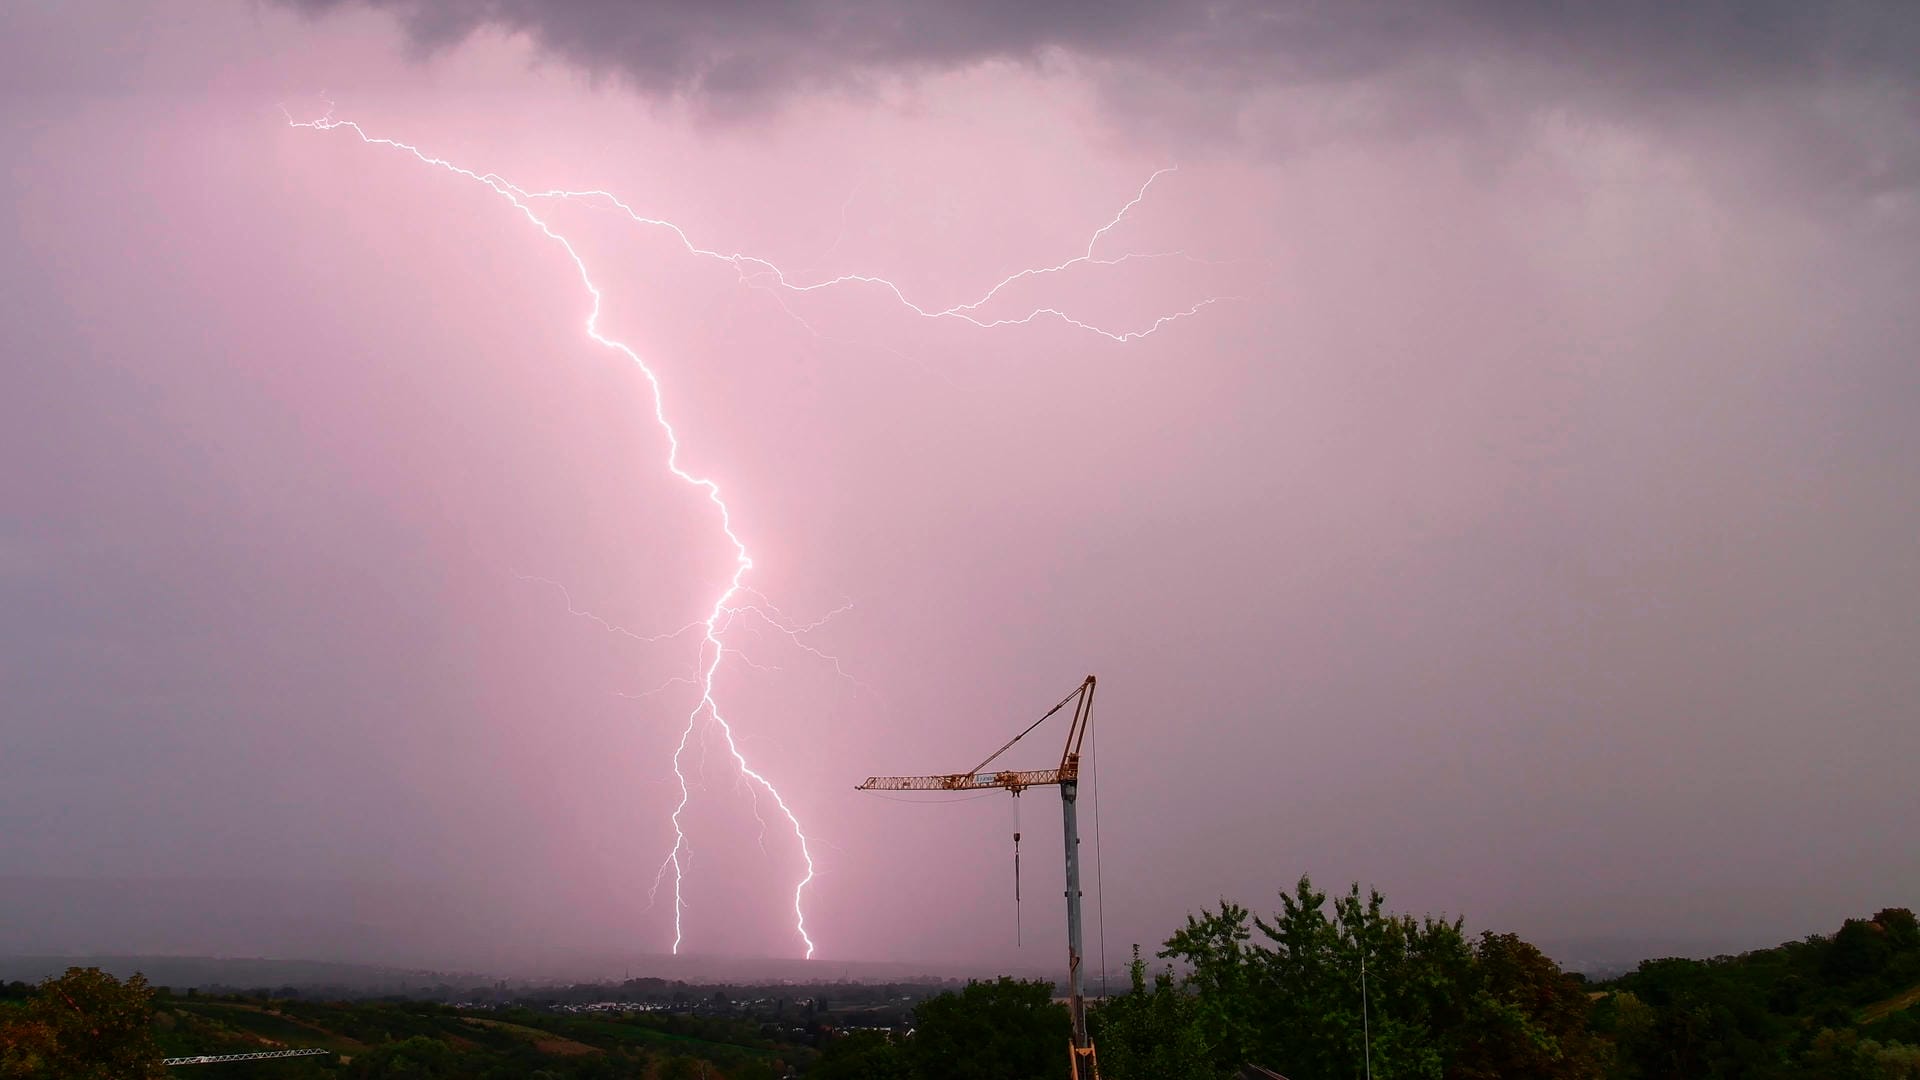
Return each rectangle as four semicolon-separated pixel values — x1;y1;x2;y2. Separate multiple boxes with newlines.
289;104;1223;959
524;172;1224;341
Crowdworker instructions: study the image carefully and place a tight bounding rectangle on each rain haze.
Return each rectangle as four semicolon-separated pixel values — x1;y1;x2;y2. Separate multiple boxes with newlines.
2;1;1917;976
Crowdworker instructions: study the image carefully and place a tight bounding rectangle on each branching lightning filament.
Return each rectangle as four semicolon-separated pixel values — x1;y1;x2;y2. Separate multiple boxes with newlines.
290;105;1222;958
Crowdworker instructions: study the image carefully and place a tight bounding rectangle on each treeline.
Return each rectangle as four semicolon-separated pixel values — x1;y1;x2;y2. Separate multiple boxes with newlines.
813;876;1920;1080
1094;876;1606;1079
0;972;805;1080
1595;906;1920;1079
5;880;1917;1079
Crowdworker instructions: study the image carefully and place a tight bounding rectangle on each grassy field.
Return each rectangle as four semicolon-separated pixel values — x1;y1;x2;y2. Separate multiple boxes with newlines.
1863;981;1920;1024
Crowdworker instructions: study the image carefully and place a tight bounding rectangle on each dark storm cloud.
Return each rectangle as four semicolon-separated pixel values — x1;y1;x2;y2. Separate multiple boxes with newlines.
284;1;1920;189
282;1;1920;100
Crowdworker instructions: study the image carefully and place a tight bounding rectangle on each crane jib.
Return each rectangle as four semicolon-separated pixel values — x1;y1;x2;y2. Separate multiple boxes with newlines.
855;674;1101;1079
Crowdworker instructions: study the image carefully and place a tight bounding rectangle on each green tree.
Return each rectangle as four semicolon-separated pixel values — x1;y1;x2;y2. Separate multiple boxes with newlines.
1163;877;1470;1079
1877;909;1920;953
1805;1028;1920;1080
1160;898;1263;1071
1833;919;1898;984
1159;876;1601;1080
0;967;162;1080
1601;956;1780;1079
0;1016;58;1080
1860;1040;1920;1079
1092;946;1224;1080
811;1031;911;1080
1589;990;1656;1080
1322;880;1474;1080
657;1056;703;1080
347;1035;461;1079
909;978;1068;1080
1452;932;1606;1080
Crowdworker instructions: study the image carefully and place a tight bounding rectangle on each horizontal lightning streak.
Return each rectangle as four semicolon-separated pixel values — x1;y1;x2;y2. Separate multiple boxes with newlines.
512;176;1225;341
617;674;699;701
517;574;706;644
530;575;859;686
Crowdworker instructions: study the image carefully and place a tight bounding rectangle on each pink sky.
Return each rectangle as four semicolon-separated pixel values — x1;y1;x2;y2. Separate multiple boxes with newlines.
3;1;1918;972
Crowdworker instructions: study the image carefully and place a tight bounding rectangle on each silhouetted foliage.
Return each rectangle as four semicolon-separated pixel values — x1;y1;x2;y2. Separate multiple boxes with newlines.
811;1030;911;1080
908;977;1068;1080
1140;877;1605;1080
791;882;1920;1080
1593;901;1920;1080
0;967;163;1080
1091;945;1225;1080
1454;932;1608;1080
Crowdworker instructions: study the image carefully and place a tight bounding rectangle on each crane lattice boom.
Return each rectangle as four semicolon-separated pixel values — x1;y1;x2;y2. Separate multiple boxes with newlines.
856;765;1074;794
857;674;1095;796
164;1049;331;1066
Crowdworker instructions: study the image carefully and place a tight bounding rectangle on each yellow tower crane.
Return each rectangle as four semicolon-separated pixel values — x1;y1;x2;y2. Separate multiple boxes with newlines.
856;674;1102;1080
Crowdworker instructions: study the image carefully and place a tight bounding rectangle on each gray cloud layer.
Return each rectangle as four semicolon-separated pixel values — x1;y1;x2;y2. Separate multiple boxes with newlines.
285;1;1920;191
283;2;1918;95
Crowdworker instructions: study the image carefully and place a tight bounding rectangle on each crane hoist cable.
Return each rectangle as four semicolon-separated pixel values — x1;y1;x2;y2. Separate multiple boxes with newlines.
1013;792;1023;946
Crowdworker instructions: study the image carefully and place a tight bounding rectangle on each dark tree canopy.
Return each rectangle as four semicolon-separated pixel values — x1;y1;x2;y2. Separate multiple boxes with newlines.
909;977;1068;1080
0;967;163;1080
1092;945;1224;1080
1136;876;1606;1080
812;1030;913;1080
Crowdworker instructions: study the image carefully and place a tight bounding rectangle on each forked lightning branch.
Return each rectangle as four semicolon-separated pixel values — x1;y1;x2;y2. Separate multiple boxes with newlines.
291;106;1221;958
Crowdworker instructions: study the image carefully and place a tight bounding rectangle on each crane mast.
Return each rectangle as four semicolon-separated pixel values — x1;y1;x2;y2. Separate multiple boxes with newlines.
857;674;1101;1080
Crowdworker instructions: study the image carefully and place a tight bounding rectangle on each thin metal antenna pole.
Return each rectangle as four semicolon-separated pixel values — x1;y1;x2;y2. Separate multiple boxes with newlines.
1361;951;1373;1080
1090;700;1107;999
